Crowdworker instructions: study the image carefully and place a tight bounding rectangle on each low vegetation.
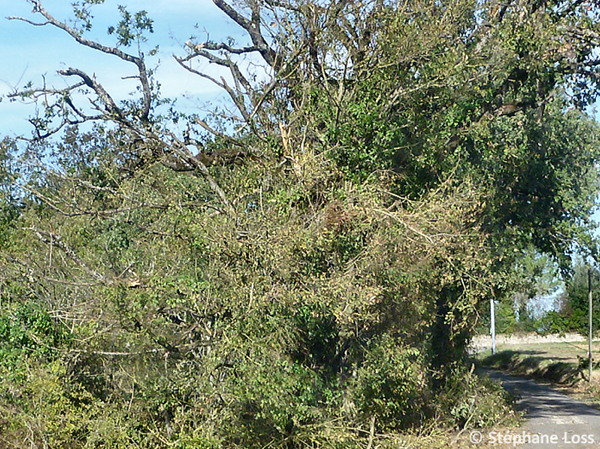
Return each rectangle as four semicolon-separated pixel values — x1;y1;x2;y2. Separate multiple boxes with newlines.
480;350;586;385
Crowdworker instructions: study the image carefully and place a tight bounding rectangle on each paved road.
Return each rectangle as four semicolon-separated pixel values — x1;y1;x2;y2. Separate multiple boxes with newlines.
486;370;600;448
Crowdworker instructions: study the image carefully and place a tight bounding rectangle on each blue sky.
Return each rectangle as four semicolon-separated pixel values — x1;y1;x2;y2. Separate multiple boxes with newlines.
0;0;246;137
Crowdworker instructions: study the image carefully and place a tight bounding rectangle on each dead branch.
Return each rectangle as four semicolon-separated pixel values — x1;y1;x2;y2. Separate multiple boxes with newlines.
165;130;236;215
8;0;152;122
58;68;125;121
25;226;113;285
212;0;277;67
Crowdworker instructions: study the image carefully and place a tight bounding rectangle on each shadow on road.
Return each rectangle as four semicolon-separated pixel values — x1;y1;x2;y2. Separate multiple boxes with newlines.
482;369;600;448
481;350;584;385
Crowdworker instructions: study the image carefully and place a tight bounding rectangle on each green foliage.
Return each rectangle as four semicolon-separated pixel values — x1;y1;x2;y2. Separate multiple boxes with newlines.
72;0;107;33
559;261;600;335
108;6;154;47
0;302;69;370
351;337;427;430
472;101;600;261
441;366;518;429
1;138;510;446
4;0;600;446
496;301;519;335
536;311;568;336
0;359;148;449
0;138;21;247
295;0;600;265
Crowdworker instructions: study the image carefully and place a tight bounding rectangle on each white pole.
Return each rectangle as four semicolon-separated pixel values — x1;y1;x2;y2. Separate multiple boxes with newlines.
589;267;593;382
491;298;496;355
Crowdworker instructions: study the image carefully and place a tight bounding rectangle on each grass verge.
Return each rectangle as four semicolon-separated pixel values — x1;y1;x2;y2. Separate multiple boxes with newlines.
478;350;586;385
476;347;600;410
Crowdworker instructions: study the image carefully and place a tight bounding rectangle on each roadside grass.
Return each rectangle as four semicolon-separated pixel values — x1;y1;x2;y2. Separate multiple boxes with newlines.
371;423;523;449
477;340;600;365
404;428;521;448
475;340;600;407
479;349;585;384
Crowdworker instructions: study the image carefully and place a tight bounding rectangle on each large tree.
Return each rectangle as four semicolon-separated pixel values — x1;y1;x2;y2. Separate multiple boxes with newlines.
1;0;600;447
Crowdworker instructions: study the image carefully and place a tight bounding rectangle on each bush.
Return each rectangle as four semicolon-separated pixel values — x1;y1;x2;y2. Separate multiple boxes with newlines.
442;366;518;429
351;336;428;430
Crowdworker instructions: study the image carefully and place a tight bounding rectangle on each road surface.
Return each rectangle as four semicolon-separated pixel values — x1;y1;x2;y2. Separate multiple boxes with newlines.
485;370;600;448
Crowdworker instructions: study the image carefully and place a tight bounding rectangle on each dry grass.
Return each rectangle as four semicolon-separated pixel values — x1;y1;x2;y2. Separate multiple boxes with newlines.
477;340;600;365
372;426;522;449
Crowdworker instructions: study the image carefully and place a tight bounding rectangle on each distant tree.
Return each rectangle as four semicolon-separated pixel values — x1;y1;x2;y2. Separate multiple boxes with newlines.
561;260;600;334
512;248;562;332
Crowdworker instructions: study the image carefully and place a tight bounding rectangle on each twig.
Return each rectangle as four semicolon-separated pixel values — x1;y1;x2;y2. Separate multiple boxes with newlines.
366;415;376;449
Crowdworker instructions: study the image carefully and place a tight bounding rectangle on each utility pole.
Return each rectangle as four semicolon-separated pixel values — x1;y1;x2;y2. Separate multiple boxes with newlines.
589;267;593;382
491;298;496;355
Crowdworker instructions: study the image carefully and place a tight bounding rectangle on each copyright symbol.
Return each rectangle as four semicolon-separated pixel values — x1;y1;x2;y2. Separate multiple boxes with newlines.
470;430;483;444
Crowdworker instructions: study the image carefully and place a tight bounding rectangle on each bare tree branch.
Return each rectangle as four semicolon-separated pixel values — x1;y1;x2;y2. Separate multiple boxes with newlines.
195;41;260;55
58;67;125;121
213;0;278;68
8;0;152;122
165;130;236;215
173;54;226;88
25;227;113;285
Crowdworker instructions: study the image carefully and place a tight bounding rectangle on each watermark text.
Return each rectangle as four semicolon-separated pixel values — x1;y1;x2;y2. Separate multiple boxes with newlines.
469;430;595;446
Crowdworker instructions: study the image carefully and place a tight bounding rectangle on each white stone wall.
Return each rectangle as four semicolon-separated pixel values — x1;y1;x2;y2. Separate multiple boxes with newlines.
470;333;586;353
